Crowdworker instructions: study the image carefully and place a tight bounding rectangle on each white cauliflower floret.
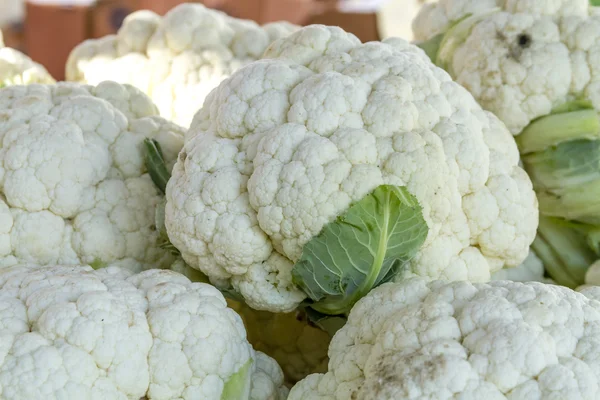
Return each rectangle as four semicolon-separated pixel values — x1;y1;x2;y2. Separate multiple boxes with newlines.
0;81;185;271
414;6;600;134
0;35;55;86
66;4;298;127
290;278;600;399
0;264;287;400
491;250;553;283
165;25;538;313
412;0;590;42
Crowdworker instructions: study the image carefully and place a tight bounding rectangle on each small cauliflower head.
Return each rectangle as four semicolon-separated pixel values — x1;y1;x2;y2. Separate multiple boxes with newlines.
412;0;590;43
290;277;600;399
0;34;55;86
165;25;538;314
0;81;185;271
66;3;298;127
0;264;287;400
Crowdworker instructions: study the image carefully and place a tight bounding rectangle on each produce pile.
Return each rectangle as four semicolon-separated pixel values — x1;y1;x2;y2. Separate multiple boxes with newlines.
1;1;600;399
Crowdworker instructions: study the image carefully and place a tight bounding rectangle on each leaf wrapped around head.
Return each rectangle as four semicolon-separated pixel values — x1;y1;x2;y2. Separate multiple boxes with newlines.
292;185;428;316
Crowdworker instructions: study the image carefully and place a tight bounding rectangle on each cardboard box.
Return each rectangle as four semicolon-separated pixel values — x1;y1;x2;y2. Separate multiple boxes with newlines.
260;0;333;25
256;0;380;42
219;0;261;22
24;2;91;81
309;10;380;42
91;0;136;38
1;22;25;52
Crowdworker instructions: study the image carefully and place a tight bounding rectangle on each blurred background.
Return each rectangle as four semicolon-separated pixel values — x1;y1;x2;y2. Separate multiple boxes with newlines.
0;0;423;80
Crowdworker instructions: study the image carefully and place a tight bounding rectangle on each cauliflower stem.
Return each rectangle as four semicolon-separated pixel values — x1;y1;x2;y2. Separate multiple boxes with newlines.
514;100;600;287
518;101;600;224
532;216;598;287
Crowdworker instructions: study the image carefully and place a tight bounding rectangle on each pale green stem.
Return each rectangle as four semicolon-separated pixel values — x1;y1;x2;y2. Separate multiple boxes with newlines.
517;109;600;154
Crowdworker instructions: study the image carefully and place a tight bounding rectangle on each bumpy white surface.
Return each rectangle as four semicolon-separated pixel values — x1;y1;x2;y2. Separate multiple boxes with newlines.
413;3;600;134
412;0;590;42
66;4;298;127
0;81;185;271
0;264;287;400
290;277;600;399
165;25;538;313
0;29;55;86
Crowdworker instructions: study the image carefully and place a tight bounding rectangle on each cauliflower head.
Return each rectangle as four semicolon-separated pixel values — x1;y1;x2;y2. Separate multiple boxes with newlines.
164;25;538;314
412;0;590;43
413;7;600;286
66;3;298;127
0;264;287;400
0;81;185;272
289;277;600;399
0;31;55;86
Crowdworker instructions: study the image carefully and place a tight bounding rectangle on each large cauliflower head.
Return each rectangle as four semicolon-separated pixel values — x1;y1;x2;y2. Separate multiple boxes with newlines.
413;4;600;287
66;3;298;127
0;30;55;86
0;264;287;400
290;277;600;399
0;81;185;271
164;25;538;314
412;0;591;43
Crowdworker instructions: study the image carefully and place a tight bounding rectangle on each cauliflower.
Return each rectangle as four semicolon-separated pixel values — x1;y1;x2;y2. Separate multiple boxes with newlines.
491;249;553;283
66;3;298;127
170;258;331;385
162;25;538;315
289;277;600;399
413;6;600;286
412;0;591;44
0;264;287;400
0;81;186;272
0;30;55;86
